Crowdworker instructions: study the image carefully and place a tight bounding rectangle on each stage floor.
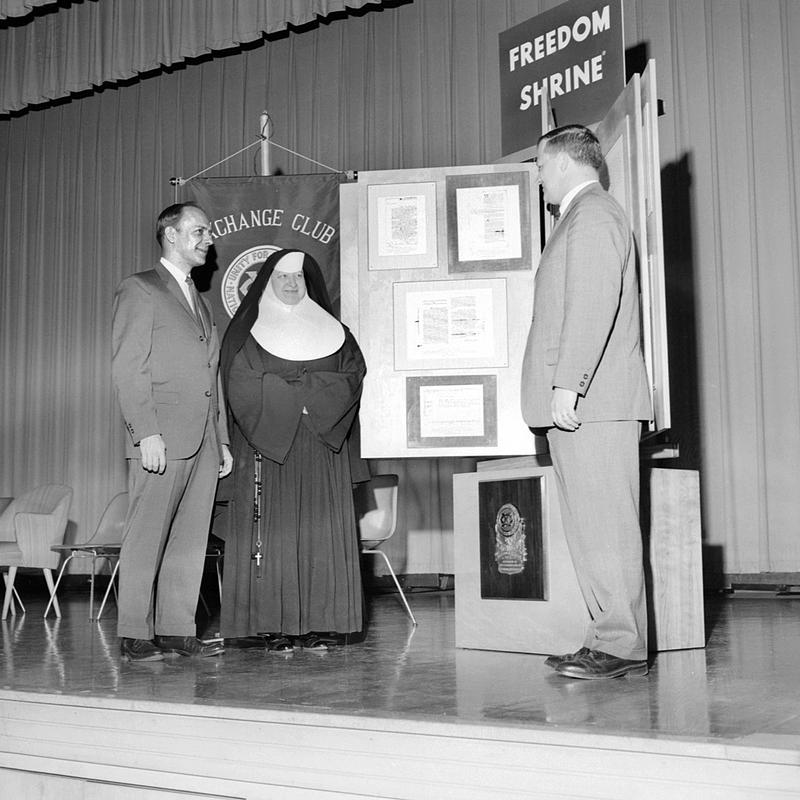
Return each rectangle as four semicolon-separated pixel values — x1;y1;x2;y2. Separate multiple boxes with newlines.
2;584;800;798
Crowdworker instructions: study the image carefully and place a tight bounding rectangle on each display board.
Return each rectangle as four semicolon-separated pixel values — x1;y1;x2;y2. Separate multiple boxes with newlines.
595;60;670;431
499;60;671;433
340;164;544;459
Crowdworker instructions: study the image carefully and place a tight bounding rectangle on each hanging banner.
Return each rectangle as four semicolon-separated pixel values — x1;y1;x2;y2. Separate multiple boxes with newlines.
189;174;348;334
499;0;624;157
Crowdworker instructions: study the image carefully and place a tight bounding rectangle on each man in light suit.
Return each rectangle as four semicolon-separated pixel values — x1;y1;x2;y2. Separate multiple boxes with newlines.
521;125;652;680
112;202;233;662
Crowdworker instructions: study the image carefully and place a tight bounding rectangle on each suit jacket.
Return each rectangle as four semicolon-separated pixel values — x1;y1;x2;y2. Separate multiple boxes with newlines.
112;263;229;460
521;183;652;428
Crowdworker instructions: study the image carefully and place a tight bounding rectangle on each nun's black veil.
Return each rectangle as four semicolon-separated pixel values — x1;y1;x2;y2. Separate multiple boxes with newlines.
220;249;335;388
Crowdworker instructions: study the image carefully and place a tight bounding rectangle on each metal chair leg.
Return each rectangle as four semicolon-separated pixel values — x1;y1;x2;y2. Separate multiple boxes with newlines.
45;554;74;618
42;568;60;618
3;572;25;617
367;549;417;625
89;554;116;620
11;584;24;614
2;567;18;620
95;559;120;620
89;554;98;620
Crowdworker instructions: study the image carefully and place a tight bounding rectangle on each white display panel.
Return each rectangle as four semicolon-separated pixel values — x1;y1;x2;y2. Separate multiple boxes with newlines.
340;164;543;459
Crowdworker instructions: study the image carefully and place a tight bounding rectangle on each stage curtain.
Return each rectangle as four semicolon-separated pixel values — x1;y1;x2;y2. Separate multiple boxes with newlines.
2;0;800;579
0;0;508;564
0;0;385;114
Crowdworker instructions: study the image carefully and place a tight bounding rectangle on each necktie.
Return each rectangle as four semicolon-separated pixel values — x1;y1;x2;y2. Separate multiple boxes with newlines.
186;275;206;334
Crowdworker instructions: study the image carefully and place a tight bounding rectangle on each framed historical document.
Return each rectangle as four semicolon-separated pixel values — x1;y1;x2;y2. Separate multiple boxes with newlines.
393;279;508;371
446;171;532;273
406;375;497;449
367;182;438;270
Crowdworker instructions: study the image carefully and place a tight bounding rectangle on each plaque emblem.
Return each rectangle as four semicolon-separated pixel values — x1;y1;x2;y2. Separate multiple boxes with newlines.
493;502;527;575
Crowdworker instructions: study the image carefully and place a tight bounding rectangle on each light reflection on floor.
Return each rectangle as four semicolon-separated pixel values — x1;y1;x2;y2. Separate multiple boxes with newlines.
2;585;800;749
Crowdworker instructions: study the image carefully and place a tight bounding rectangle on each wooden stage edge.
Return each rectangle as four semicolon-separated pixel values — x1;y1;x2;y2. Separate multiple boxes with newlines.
2;689;798;799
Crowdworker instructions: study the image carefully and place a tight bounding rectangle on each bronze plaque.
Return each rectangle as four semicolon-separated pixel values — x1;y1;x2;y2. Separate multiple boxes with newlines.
478;477;545;600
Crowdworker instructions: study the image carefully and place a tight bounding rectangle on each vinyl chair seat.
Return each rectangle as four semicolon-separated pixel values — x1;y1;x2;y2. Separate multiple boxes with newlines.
359;507;395;546
46;492;127;620
51;543;122;557
0;542;24;564
355;474;416;625
0;484;73;620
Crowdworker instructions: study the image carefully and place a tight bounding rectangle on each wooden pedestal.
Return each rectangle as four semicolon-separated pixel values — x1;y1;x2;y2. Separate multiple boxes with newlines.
453;461;588;655
453;458;704;654
644;467;705;650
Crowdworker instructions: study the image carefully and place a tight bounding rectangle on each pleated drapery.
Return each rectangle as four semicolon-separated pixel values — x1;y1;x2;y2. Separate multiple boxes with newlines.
0;0;505;565
1;0;800;579
0;0;385;114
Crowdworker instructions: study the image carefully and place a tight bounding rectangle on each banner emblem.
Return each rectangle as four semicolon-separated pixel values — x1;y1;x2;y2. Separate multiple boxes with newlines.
191;174;346;334
221;244;281;318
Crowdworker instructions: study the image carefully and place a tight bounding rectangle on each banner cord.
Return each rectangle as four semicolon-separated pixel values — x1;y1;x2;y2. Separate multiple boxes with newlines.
171;129;344;190
260;137;340;174
174;138;264;185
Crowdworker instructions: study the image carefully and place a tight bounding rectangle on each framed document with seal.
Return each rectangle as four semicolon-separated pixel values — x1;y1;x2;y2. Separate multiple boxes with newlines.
406;374;497;449
446;171;532;274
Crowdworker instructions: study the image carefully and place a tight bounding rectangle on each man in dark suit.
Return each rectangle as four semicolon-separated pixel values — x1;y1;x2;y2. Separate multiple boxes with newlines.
521;125;652;679
112;202;232;662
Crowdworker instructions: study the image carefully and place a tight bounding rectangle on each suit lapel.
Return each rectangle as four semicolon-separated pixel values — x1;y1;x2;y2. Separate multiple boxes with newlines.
154;263;205;332
558;183;600;224
541;183;599;259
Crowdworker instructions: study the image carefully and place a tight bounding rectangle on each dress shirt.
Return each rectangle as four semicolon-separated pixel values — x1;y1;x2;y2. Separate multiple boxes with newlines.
160;257;195;312
559;179;599;216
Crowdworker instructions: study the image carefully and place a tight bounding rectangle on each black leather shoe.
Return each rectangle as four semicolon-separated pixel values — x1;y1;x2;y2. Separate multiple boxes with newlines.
555;648;648;680
263;634;294;653
544;646;590;670
120;638;164;662
293;633;329;651
154;635;224;658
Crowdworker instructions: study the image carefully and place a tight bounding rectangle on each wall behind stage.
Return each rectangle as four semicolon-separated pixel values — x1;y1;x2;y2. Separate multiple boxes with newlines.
0;0;798;579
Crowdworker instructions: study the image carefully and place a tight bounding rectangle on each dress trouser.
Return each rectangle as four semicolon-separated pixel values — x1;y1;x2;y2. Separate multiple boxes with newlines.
117;426;219;641
547;420;647;661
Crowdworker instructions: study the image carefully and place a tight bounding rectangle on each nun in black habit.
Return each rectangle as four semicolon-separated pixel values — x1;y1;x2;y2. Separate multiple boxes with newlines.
219;249;368;651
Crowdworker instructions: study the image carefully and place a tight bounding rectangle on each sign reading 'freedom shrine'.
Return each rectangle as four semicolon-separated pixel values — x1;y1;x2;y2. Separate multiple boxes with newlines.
498;0;625;156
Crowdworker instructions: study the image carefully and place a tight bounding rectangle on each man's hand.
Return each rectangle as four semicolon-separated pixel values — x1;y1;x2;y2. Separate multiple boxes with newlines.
551;387;580;431
219;444;233;478
139;434;167;474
